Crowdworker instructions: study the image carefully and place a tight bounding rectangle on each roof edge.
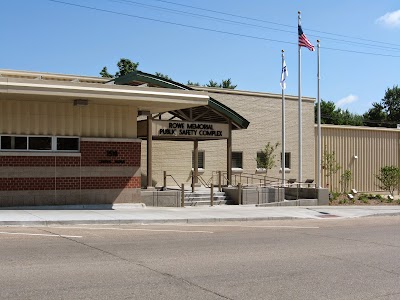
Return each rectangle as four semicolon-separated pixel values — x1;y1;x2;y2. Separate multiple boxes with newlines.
191;86;315;103
114;71;250;129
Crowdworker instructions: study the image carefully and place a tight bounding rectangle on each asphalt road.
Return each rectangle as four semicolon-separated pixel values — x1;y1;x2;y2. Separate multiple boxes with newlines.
1;217;399;300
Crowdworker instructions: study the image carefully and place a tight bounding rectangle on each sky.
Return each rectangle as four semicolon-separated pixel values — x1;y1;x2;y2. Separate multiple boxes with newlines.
1;0;400;115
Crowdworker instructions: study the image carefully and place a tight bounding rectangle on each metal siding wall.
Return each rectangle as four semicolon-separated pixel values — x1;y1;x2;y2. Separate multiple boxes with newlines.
316;126;399;192
0;100;137;138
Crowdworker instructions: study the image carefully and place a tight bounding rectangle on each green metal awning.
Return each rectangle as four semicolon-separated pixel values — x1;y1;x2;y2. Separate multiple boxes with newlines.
113;71;249;130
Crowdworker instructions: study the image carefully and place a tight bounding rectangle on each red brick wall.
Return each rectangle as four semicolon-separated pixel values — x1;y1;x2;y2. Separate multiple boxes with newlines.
0;177;141;191
0;141;141;167
80;141;141;167
0;141;141;191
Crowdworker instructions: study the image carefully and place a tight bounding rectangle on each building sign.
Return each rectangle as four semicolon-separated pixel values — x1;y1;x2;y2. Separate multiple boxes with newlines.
152;120;229;139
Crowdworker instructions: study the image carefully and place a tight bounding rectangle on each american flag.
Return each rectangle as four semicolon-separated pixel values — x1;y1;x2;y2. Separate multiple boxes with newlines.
298;25;314;51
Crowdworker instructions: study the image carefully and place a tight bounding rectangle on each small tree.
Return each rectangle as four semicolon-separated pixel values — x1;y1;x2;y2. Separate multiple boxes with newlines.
256;142;280;175
340;169;352;193
322;146;341;191
375;166;400;196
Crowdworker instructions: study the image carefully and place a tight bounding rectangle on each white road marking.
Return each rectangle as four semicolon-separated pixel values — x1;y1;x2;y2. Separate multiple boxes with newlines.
142;224;320;229
48;226;214;234
0;231;82;238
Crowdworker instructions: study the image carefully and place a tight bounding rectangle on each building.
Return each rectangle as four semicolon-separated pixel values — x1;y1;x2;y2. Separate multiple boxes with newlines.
6;69;372;207
141;86;315;188
0;69;213;206
318;124;400;193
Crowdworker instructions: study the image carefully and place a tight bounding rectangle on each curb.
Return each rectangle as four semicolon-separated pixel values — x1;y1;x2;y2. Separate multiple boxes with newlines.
0;203;146;210
0;216;302;226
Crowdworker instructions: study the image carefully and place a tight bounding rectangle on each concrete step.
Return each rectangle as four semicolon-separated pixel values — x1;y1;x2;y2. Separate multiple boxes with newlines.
183;190;229;206
184;200;227;206
184;191;225;197
185;195;226;201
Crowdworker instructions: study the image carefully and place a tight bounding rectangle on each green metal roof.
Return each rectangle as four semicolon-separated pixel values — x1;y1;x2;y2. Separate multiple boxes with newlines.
113;71;249;130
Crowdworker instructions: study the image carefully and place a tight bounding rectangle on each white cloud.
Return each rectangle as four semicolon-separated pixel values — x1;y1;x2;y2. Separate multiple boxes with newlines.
376;10;400;28
336;94;358;107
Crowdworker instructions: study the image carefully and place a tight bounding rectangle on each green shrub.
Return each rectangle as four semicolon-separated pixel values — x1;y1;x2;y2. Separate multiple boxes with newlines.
340;170;352;193
332;192;341;201
358;194;368;200
375;166;400;196
358;194;369;203
367;194;375;199
396;199;400;205
361;198;369;204
387;197;394;203
375;194;384;200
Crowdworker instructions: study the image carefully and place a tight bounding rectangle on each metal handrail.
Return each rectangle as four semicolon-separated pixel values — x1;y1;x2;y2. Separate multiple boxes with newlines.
196;174;210;188
166;174;181;189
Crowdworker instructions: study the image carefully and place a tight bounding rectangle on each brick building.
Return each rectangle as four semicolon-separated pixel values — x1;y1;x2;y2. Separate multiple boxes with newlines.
1;69;321;207
0;70;210;206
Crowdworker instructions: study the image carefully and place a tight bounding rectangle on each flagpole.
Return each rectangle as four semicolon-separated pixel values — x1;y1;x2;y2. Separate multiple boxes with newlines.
317;40;321;188
298;11;302;184
281;49;286;186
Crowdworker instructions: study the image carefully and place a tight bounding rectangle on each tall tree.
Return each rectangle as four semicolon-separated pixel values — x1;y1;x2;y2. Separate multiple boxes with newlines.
315;100;339;124
100;58;139;78
381;85;400;127
315;100;363;126
115;58;139;77
363;102;388;127
336;109;363;126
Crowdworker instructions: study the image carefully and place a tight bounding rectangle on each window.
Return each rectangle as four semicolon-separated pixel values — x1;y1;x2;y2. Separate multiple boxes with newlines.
256;151;266;169
192;150;205;169
57;137;80;151
232;151;243;169
29;137;52;150
0;135;79;152
1;136;27;150
280;152;291;169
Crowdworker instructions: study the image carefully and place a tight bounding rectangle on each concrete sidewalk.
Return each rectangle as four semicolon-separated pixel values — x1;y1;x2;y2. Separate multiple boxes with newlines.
1;205;400;226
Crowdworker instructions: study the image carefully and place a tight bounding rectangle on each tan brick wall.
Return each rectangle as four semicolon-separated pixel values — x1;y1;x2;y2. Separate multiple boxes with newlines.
142;89;315;187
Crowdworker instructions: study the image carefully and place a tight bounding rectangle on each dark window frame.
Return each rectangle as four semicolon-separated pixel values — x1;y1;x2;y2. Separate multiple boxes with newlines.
256;151;266;169
280;152;291;169
192;150;205;169
0;135;80;152
232;151;243;169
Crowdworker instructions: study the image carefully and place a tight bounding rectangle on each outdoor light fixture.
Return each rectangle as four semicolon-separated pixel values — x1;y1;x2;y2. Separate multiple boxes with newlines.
351;189;358;194
353;155;358;159
347;194;354;200
73;99;88;106
388;195;394;200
